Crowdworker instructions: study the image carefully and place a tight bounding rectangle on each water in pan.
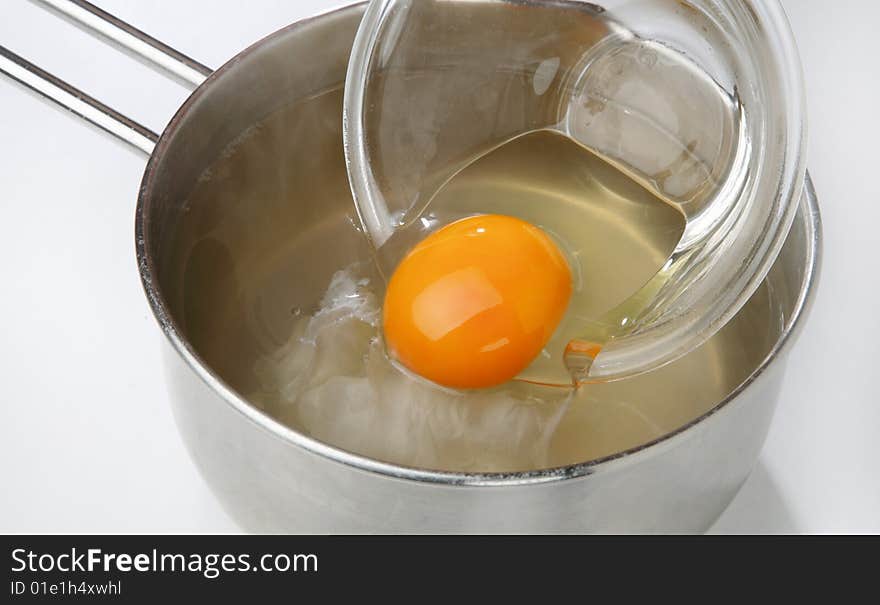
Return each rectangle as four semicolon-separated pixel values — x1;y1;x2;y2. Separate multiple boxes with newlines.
166;87;777;473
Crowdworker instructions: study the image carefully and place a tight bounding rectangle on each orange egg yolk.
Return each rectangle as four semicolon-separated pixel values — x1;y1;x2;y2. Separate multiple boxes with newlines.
382;214;572;389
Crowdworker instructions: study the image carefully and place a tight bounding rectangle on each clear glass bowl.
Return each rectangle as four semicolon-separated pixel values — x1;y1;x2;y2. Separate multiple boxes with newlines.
343;0;807;384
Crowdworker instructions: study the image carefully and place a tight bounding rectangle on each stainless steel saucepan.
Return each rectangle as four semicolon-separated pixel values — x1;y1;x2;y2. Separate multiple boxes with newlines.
1;0;821;532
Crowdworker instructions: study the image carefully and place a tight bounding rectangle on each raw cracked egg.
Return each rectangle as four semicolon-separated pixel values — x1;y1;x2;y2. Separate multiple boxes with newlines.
382;214;572;389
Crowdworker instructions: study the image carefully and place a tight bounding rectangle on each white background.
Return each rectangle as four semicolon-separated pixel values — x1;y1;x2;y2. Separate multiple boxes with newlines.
0;0;876;533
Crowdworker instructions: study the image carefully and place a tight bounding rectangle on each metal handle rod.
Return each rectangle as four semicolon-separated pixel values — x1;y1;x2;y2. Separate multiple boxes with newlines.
0;1;218;155
0;46;158;156
29;0;212;90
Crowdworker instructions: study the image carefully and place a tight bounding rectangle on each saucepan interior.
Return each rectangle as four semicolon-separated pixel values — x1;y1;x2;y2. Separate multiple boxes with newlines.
136;4;818;484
